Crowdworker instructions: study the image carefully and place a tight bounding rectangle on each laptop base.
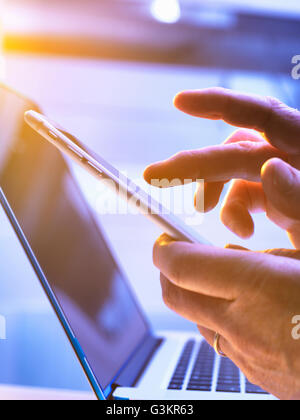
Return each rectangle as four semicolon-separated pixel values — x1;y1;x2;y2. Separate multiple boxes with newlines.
113;331;276;401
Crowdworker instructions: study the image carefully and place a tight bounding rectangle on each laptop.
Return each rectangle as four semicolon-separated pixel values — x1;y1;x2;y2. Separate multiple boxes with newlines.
0;85;275;400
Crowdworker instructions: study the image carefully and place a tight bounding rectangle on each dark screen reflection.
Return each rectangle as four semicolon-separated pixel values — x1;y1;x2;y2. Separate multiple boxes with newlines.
0;89;148;390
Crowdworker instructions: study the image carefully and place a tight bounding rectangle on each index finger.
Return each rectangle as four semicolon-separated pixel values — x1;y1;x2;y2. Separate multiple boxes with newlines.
174;88;300;154
144;139;285;185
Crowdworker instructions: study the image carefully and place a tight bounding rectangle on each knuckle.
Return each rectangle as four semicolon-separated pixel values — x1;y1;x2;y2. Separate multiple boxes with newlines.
234;140;257;154
233;141;262;177
225;128;265;148
266;95;284;112
226;129;253;144
265;96;286;131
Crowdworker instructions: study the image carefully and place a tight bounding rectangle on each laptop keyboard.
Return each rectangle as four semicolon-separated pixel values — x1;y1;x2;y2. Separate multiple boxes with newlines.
168;341;195;390
168;340;268;395
216;357;241;393
187;339;215;392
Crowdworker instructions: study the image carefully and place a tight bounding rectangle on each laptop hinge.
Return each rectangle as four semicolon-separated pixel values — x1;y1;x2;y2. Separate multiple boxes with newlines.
111;335;163;394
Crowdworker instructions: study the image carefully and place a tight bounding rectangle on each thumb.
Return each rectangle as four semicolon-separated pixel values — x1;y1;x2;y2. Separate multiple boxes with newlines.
261;158;300;221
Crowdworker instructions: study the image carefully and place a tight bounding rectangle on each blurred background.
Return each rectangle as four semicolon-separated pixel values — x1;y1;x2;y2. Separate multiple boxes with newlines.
3;0;300;72
0;0;300;396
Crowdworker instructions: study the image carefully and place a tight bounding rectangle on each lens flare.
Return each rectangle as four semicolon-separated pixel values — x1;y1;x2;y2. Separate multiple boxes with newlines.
0;0;4;80
150;0;181;24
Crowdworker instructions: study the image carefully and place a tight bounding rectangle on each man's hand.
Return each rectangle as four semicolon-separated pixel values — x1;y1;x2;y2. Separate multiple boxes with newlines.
144;88;300;248
154;235;300;400
143;88;300;398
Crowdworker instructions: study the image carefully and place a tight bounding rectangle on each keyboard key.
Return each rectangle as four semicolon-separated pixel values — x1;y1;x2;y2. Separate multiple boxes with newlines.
168;340;195;390
187;342;215;391
187;385;211;392
170;380;184;384
246;380;269;395
216;358;241;393
171;340;268;396
188;382;212;388
169;384;183;390
218;379;240;385
216;384;241;393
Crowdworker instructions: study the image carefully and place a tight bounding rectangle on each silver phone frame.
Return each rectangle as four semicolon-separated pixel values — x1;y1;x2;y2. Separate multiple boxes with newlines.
24;111;211;246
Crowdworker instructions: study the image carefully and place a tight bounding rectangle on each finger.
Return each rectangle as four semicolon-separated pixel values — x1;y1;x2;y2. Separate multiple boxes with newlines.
262;159;300;248
261;248;300;261
196;326;253;383
225;244;250;251
153;234;274;300
144;140;285;186
195;181;225;213
226;244;300;261
162;276;246;366
197;326;230;354
197;326;215;345
174;88;300;154
197;326;237;360
220;180;266;239
195;129;263;213
262;158;300;222
160;274;230;334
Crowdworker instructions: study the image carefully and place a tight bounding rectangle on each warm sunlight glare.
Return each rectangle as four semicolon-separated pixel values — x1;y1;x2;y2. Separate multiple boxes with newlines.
0;0;5;80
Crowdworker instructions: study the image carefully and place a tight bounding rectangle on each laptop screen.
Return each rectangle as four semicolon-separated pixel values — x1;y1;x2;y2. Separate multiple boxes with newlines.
0;86;149;391
0;189;93;394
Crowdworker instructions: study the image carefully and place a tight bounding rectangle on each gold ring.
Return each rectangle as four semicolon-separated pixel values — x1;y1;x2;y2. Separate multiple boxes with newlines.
213;333;227;358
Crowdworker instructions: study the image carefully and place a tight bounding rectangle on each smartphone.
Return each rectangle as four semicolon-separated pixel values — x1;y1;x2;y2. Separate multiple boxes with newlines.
24;110;211;245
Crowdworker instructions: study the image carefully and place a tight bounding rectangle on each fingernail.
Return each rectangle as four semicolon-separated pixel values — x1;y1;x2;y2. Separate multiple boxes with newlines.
273;161;295;193
225;244;250;251
157;234;177;247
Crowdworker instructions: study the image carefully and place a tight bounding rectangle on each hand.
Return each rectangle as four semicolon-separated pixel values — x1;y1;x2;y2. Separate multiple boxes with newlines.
144;88;300;248
144;88;300;399
154;235;300;400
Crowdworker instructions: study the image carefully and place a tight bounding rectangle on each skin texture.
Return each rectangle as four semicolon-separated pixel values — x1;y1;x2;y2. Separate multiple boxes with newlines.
144;88;300;399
